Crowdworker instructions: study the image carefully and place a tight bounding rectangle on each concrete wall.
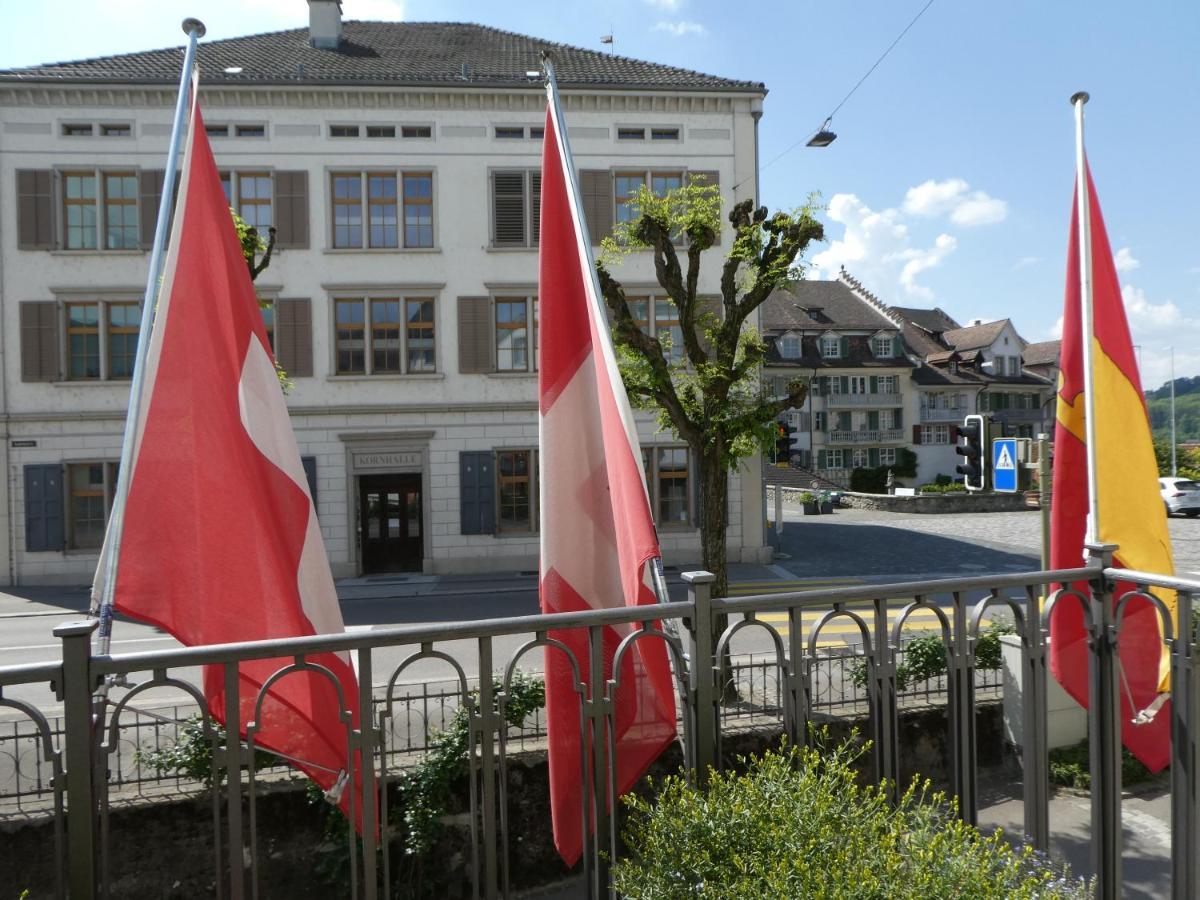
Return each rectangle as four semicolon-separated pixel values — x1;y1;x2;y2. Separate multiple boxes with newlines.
837;489;1028;514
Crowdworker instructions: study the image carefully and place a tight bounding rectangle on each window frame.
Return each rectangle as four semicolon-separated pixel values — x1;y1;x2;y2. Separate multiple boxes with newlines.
489;168;542;248
61;123;94;137
820;336;841;359
879;447;897;466
623;293;685;363
780;335;801;359
494;295;539;373
66;461;119;550
331;293;438;377
495;448;538;534
328;169;437;250
99;123;132;138
219;168;276;234
826;448;844;469
63;298;143;381
234;123;267;139
329;124;361;138
873;336;892;358
642;445;694;529
400;124;434;139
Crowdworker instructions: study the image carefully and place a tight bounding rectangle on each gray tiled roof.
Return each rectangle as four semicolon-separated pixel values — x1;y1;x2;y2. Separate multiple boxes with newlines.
942;319;1010;352
0;22;765;92
763;281;897;331
890;306;960;335
1023;340;1061;367
910;364;1051;388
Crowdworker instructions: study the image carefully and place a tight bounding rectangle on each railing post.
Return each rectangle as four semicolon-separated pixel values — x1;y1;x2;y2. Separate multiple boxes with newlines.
870;597;899;800
682;571;718;782
1023;587;1051;851
1170;588;1198;900
949;592;977;826
356;648;378;900
476;638;500;900
55;619;99;899
1087;542;1122;900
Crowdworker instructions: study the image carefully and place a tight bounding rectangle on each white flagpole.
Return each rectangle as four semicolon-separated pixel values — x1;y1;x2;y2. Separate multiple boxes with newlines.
92;18;206;654
539;52;673;608
1071;91;1101;547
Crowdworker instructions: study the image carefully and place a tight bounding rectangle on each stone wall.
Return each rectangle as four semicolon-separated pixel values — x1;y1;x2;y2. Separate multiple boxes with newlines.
834;490;1027;514
1;703;1007;898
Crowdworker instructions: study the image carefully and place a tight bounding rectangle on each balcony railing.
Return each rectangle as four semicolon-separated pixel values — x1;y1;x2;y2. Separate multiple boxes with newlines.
920;407;966;422
2;555;1196;898
823;391;904;408
825;428;906;444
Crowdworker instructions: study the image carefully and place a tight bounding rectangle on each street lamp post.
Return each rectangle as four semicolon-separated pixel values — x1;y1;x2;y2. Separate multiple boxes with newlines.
1170;347;1177;477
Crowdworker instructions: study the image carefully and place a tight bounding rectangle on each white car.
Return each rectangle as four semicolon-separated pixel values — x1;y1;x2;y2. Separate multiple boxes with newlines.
1160;477;1200;518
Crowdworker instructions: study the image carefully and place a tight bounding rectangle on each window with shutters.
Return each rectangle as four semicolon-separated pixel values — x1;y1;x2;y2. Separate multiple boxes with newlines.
333;295;436;376
330;171;434;249
780;336;801;358
614;169;684;225
825;449;844;469
879;448;897;466
261;304;275;351
64;299;141;380
496;449;537;533
625;294;684;363
495;296;538;372
491;170;541;248
67;461;119;549
920;424;951;445
219;169;274;232
640;446;691;527
821;337;841;359
873;337;892;358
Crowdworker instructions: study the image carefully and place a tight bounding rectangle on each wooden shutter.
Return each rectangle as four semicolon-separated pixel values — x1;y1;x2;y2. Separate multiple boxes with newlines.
17;170;54;250
24;464;65;552
912;425;923;445
839;336;849;358
492;171;526;246
869;375;878;393
274;171;309;248
893;336;903;357
579;170;613;245
457;296;493;374
530;172;542;246
839;376;849;393
868;411;879;430
20;301;59;382
459;451;496;535
274;298;313;377
301;456;318;510
139;170;165;250
894;408;903;428
688;170;721;244
816;449;827;469
868;448;880;468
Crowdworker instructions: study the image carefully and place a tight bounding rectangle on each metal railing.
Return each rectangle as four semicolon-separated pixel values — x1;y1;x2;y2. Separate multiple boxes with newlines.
0;547;1196;899
826;428;906;444
823;391;903;408
919;406;966;422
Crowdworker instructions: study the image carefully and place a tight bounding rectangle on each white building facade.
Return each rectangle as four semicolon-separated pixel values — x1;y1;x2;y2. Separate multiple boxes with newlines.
0;12;769;583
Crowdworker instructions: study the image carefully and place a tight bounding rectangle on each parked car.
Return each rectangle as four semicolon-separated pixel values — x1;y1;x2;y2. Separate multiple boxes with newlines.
1159;477;1200;517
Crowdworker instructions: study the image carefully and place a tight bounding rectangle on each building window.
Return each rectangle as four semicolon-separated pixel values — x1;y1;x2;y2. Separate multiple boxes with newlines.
852;449;869;469
261;303;275;351
330;124;360;138
780;336;801;358
920;424;951;444
879;447;897;466
62;170;139;250
206;124;229;138
491;170;541;248
642;447;692;526
67;462;118;549
497;449;536;533
530;126;544;140
878;409;895;430
103;173;139;249
330;171;434;249
366;125;395;138
63;172;98;249
820;337;841;359
495;296;538;372
235;124;266;138
617;127;646;140
100;123;131;137
65;300;141;380
873;337;892;358
495;126;526;139
849;375;868;395
62;123;94;137
401;125;432;139
624;295;684;363
614;172;646;224
651;127;680;141
878;375;897;393
814;411;826;431
826;449;844;469
333;295;436;375
219;170;274;231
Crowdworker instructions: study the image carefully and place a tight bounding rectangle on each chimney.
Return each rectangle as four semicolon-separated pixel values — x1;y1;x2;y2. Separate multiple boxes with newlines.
308;0;343;49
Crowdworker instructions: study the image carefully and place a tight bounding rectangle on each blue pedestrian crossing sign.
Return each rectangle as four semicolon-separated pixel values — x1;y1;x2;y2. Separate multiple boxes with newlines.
992;438;1018;493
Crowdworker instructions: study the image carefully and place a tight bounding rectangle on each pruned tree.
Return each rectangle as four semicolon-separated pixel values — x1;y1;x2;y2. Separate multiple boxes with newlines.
597;181;823;598
231;213;290;390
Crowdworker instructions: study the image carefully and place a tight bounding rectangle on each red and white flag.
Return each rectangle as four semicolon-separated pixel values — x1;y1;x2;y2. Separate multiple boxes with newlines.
93;94;363;826
537;97;678;864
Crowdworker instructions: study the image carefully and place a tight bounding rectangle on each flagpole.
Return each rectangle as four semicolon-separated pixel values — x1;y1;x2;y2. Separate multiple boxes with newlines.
539;52;674;610
1071;91;1101;547
92;18;206;654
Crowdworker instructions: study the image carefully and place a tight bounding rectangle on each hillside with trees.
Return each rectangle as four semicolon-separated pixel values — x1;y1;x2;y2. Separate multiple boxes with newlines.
1146;376;1200;443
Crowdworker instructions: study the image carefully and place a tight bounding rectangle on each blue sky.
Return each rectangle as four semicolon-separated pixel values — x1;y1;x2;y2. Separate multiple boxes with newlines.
3;0;1197;385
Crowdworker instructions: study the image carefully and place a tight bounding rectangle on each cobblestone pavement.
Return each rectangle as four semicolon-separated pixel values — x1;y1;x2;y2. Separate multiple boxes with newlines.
774;506;1200;580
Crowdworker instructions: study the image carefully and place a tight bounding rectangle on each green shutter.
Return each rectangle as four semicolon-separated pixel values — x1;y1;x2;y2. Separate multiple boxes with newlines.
892;336;902;357
869;375;878;393
868;411;879;430
868;448;880;467
839;376;849;393
839;336;849;358
894;408;902;428
817;449;826;469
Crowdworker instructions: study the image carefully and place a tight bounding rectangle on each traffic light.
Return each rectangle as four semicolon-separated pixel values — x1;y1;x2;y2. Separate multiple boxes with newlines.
955;414;987;491
775;421;794;465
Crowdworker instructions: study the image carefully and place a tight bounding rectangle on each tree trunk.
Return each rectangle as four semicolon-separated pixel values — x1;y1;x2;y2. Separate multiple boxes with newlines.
695;441;738;703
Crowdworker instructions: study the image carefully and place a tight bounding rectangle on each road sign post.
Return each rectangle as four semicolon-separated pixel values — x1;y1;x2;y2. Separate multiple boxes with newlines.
992;437;1019;493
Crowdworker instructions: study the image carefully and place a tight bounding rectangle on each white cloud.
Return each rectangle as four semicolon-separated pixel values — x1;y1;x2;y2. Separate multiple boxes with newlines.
652;20;705;36
808;193;956;303
1122;285;1181;329
902;178;1007;227
1114;247;1140;273
1051;316;1064;339
1015;256;1040;269
645;0;685;9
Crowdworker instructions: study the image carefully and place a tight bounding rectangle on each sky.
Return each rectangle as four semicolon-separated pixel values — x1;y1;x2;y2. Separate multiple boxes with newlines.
2;0;1197;387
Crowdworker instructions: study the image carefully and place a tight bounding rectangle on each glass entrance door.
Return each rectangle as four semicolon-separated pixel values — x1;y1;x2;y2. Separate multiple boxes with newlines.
359;473;422;573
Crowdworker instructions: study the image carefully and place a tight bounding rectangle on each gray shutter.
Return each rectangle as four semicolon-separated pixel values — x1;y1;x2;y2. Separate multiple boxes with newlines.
868;411;879;430
139;170;165;250
530;171;542;246
579;170;613;246
457;296;493;374
274;297;313;377
20;301;59;382
460;451;496;535
24;464;64;552
688;170;721;244
17;170;54;250
869;448;880;468
894;408;902;428
492;171;526;246
301;456;318;510
274;171;309;249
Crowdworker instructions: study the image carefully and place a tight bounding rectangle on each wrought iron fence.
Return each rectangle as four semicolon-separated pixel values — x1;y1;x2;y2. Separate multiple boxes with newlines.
0;548;1195;899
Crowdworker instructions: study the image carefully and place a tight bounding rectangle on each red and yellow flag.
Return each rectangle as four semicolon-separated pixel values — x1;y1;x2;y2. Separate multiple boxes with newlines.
1048;161;1175;772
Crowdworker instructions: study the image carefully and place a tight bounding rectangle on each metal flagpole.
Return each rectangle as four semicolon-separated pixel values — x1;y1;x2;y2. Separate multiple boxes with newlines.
540;51;674;611
1071;91;1101;547
91;18;206;655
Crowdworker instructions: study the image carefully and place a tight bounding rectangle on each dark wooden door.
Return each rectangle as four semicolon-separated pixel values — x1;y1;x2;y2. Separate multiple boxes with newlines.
359;473;422;573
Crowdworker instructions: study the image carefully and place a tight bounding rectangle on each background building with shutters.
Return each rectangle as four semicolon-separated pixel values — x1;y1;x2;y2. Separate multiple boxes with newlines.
0;17;769;583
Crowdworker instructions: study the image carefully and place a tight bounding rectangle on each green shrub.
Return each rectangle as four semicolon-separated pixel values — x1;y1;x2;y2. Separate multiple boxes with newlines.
849;467;889;493
851;623;1015;691
612;740;1090;899
136;716;279;788
799;491;816;503
919;482;968;494
934;473;953;486
1048;738;1154;791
